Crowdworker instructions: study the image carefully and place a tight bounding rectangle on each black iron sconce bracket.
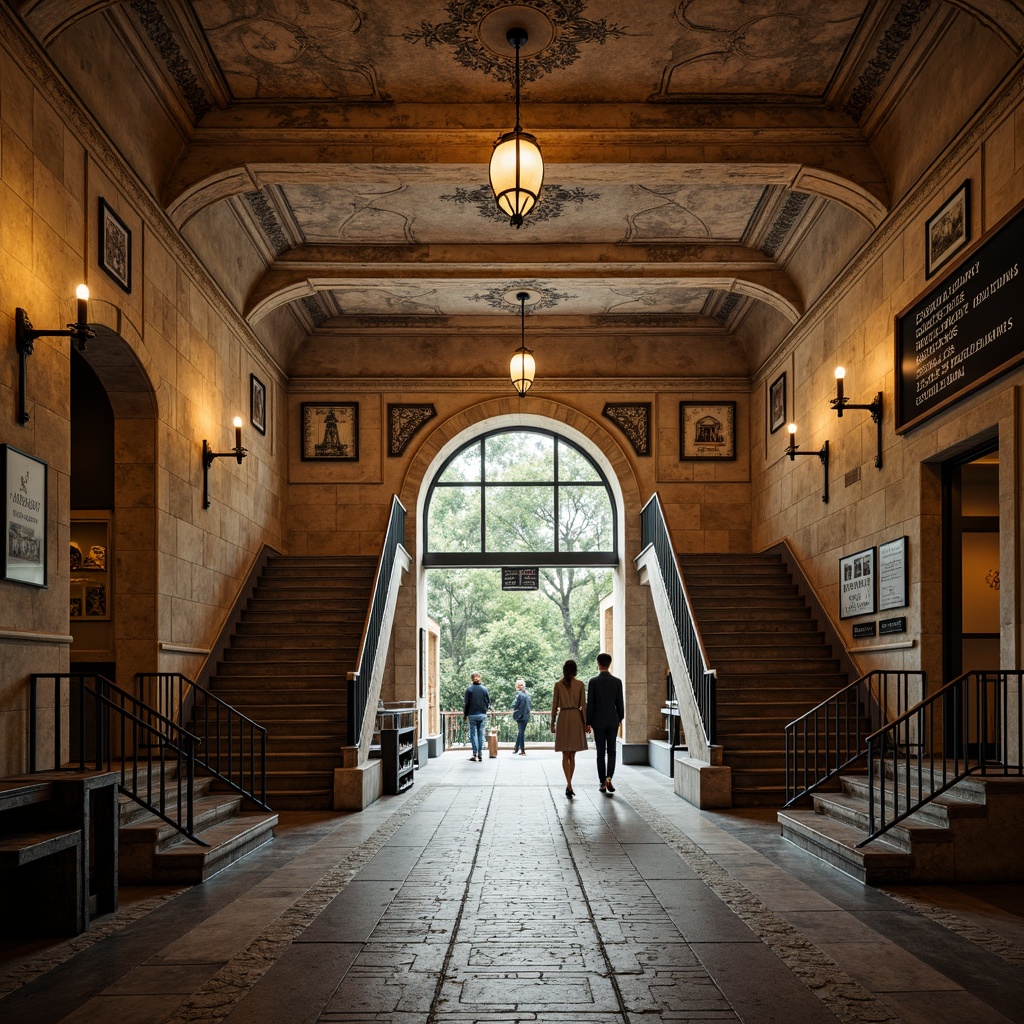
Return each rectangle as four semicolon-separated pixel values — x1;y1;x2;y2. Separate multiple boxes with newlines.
202;436;247;510
787;436;830;503
14;306;94;425
831;380;883;469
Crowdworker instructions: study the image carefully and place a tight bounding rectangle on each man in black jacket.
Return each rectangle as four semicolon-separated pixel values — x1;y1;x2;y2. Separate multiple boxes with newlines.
586;653;624;792
463;671;490;762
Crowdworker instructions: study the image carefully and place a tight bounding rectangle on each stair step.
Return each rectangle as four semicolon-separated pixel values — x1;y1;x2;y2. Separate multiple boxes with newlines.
221;649;356;665
778;808;912;884
247;597;366;611
232;628;360;642
239;609;358;624
840;776;988;826
147;811;278;884
264;790;335;810
810;792;954;850
265;770;337;792
120;792;244;848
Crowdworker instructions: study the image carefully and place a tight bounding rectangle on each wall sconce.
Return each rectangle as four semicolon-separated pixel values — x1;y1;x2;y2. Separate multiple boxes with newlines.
202;417;247;509
831;366;883;469
786;423;830;503
14;285;94;425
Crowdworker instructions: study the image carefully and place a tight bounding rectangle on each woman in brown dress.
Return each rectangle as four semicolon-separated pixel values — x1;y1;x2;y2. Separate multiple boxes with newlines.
550;659;587;797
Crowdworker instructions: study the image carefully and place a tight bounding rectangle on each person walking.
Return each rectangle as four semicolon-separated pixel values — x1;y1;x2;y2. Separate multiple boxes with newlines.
463;671;490;762
511;678;531;755
551;659;587;797
586;652;624;793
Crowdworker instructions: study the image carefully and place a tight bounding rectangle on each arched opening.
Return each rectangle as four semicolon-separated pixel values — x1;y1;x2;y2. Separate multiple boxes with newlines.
413;413;631;752
70;326;159;692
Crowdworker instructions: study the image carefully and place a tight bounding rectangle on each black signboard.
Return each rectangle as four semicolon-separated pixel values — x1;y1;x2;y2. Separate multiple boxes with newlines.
895;197;1024;432
502;567;538;591
879;616;907;635
852;622;877;639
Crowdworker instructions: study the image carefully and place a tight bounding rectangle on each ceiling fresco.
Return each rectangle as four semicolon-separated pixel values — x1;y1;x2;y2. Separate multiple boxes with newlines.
14;0;964;368
270;181;769;246
314;279;714;318
191;0;871;104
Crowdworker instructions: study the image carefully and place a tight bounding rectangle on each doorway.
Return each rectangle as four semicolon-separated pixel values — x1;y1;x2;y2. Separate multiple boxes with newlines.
942;440;1001;755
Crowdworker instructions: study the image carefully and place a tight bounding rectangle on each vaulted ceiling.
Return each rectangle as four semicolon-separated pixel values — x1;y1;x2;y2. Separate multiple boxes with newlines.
11;0;1023;377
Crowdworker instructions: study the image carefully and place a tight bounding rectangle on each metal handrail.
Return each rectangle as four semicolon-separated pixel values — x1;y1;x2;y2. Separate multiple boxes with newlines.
29;673;206;845
135;672;269;809
783;671;923;806
639;494;716;744
348;495;407;746
860;670;1024;846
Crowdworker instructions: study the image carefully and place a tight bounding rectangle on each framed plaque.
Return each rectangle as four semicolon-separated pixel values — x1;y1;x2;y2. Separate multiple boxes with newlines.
839;547;875;619
878;536;908;612
3;445;48;587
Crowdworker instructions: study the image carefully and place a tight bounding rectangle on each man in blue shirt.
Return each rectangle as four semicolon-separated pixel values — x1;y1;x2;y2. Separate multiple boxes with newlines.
511;678;532;755
463;671;490;762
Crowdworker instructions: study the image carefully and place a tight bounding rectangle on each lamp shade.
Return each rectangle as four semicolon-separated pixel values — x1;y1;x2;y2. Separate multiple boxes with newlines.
489;130;544;227
510;347;536;397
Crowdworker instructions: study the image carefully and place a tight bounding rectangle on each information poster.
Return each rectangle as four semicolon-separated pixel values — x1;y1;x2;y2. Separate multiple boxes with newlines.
839;547;875;619
896;198;1024;432
878;536;908;612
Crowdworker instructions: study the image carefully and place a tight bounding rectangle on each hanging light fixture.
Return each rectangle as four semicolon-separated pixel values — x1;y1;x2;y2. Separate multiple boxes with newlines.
510;291;535;397
489;27;544;228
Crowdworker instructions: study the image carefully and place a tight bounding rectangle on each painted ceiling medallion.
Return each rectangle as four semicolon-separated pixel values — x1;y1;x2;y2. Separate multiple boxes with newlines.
441;183;600;226
467;283;574;312
405;0;626;82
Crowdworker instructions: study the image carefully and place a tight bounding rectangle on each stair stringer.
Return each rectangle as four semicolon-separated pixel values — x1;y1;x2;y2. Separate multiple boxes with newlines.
636;545;732;808
354;545;411;765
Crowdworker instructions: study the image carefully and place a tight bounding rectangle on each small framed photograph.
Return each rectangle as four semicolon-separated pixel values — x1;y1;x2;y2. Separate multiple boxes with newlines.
85;582;108;618
839;546;876;619
680;402;736;460
250;374;267;436
301;402;358;461
769;372;786;434
878;536;909;612
70;581;84;618
3;444;48;587
925;179;970;278
98;197;132;293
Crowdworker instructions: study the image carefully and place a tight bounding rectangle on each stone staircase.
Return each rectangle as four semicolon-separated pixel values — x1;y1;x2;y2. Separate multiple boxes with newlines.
117;767;277;884
198;554;378;810
677;552;853;806
779;765;1024;884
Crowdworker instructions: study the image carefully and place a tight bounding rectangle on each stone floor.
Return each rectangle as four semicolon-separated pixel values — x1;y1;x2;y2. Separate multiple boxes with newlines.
1;751;1022;1024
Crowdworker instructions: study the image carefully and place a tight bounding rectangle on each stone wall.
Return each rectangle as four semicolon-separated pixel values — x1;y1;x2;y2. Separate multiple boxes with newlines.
0;24;288;776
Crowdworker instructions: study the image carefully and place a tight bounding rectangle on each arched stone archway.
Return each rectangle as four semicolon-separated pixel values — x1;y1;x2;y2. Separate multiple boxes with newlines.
392;397;661;752
77;324;159;691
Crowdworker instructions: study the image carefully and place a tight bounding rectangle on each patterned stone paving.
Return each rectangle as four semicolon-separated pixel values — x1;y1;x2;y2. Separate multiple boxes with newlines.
316;782;739;1024
2;755;1022;1024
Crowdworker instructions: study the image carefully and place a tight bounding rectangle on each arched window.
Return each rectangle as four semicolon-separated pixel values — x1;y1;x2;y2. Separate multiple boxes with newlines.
424;429;617;567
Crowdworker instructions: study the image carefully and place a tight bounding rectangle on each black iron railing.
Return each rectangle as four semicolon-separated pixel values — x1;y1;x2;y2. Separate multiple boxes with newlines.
135;672;268;809
348;495;407;746
783;670;923;806
640;494;716;744
29;673;205;844
861;670;1024;846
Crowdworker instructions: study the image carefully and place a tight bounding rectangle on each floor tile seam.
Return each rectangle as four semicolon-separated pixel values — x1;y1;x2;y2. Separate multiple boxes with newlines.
618;783;912;1024
550;790;688;1024
149;781;439;1024
0;885;190;1000
876;886;1024;968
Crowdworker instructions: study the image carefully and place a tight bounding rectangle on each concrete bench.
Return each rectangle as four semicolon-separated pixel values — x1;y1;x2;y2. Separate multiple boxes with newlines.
0;829;83;936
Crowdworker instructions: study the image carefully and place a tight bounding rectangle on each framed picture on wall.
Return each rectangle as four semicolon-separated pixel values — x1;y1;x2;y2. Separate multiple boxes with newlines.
98;197;132;293
250;374;267;436
680;402;736;460
2;444;48;587
925;179;970;278
769;372;786;434
878;536;909;611
301;402;359;461
839;546;876;619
